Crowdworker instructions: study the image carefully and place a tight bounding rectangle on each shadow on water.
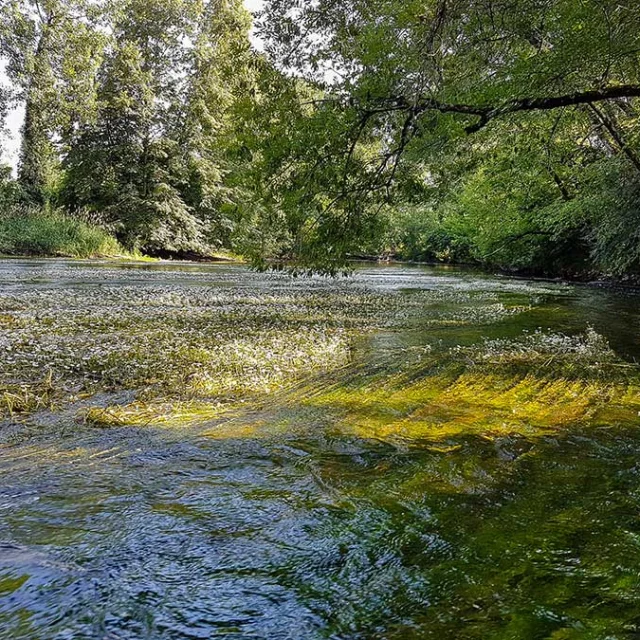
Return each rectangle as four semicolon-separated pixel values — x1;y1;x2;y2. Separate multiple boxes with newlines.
1;261;640;639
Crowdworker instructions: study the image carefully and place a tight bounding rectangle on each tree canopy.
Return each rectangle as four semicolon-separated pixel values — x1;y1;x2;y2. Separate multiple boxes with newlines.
253;0;640;272
1;0;640;275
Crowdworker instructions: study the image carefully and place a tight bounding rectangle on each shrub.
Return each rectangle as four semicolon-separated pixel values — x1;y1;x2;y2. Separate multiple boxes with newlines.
0;208;123;258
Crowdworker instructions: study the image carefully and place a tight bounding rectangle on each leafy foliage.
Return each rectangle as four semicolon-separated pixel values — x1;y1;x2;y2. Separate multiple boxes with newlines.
253;0;640;274
0;207;122;257
60;0;255;254
1;1;640;275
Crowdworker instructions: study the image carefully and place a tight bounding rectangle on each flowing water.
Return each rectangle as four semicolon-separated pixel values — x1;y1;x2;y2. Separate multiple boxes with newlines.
1;260;640;639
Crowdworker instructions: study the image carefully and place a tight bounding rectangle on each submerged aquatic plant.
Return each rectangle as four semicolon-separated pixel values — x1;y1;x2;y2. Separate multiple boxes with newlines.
464;327;616;369
0;266;432;424
0;372;55;417
2;262;635;439
301;328;640;443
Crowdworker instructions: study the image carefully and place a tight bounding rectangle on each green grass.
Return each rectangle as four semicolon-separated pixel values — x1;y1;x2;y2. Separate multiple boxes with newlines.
0;210;124;258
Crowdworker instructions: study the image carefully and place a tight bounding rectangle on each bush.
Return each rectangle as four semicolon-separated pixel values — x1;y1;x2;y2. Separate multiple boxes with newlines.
0;208;124;258
383;205;474;263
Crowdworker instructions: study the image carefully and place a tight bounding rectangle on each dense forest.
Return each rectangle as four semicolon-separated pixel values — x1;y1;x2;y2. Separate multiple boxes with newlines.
1;0;640;277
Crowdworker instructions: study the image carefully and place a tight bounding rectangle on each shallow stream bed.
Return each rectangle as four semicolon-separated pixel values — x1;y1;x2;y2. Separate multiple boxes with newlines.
1;260;640;639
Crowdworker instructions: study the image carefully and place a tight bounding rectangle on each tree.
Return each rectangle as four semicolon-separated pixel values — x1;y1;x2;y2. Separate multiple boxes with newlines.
0;0;105;204
174;0;255;250
256;0;640;269
62;0;256;254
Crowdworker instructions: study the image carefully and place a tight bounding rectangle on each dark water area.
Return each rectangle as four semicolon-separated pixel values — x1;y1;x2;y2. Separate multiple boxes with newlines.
1;260;640;639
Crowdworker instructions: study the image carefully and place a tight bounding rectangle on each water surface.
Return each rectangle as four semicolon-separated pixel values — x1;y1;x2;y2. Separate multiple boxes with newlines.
1;260;640;639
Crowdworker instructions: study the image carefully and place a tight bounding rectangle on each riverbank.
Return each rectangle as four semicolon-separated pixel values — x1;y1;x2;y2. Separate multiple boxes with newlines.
1;223;636;286
0;212;243;263
349;255;640;292
0;211;125;259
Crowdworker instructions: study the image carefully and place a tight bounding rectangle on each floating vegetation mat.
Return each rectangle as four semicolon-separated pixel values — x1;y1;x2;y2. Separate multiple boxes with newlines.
0;284;364;424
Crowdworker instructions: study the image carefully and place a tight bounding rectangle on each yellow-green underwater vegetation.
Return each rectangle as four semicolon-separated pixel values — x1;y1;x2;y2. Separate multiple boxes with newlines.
1;262;637;441
2;260;640;639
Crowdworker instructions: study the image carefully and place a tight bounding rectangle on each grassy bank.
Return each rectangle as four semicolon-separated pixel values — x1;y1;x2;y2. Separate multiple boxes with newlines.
0;210;245;263
0;211;125;259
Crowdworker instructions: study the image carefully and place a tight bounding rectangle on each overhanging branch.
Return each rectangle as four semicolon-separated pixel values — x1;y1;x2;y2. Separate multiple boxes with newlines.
381;84;640;133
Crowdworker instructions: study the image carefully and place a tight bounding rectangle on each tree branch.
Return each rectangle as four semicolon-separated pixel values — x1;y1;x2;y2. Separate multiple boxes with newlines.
378;84;640;134
587;102;640;173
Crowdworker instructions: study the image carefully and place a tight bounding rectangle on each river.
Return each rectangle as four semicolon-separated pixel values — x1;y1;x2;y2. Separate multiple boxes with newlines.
1;260;640;639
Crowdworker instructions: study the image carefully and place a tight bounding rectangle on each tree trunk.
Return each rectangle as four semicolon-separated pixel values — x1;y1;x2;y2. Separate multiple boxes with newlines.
587;103;640;174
